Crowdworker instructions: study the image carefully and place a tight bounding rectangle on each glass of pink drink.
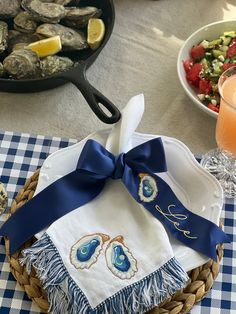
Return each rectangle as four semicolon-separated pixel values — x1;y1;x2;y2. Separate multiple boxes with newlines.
201;66;236;198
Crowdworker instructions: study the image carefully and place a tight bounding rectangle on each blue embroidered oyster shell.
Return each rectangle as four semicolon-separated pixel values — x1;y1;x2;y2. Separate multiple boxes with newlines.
138;173;158;202
70;233;110;269
105;236;138;280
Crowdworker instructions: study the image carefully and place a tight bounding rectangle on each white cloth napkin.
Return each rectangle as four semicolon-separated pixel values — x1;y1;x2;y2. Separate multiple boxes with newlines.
21;95;189;314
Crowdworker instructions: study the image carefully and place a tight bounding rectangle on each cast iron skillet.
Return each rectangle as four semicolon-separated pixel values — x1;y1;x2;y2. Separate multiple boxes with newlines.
0;0;121;124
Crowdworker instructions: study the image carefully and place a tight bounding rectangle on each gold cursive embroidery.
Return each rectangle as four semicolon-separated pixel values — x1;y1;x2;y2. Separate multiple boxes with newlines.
155;204;198;239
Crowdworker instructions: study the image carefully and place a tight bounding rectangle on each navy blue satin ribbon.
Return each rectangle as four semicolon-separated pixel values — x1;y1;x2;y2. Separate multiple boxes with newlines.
0;138;229;258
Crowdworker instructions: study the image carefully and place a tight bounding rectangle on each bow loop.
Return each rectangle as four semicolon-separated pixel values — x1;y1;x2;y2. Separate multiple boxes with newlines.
77;140;115;177
126;138;167;174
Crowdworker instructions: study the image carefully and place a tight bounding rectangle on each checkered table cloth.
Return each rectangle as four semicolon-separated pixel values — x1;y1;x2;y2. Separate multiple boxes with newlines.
0;130;235;314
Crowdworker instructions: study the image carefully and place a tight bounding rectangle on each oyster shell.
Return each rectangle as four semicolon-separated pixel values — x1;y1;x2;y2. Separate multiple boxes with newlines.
138;173;158;202
22;0;67;24
64;6;102;28
105;236;138;280
3;48;40;79
0;182;8;214
8;30;21;40
8;32;39;53
70;233;110;270
0;21;8;53
40;55;74;77
14;11;38;33
12;42;29;51
0;0;21;19
0;62;4;77
36;23;88;50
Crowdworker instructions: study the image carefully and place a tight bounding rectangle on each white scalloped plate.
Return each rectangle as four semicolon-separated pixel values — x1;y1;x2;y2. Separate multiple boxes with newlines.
34;130;223;272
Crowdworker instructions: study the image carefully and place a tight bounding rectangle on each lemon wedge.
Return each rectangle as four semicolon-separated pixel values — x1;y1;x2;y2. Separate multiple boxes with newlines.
27;36;62;58
87;18;105;50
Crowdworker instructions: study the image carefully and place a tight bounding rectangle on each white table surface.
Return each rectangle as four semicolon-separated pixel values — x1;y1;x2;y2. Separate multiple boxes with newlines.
0;0;236;155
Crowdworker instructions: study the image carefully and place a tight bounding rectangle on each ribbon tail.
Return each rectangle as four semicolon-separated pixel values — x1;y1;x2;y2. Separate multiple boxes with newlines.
208;225;231;261
0;220;29;255
0;169;105;255
178;220;230;261
122;167;230;261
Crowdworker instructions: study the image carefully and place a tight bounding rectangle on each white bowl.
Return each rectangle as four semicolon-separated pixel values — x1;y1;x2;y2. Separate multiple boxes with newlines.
177;19;236;119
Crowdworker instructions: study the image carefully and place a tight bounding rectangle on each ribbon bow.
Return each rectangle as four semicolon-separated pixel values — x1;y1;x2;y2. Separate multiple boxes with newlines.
0;138;229;258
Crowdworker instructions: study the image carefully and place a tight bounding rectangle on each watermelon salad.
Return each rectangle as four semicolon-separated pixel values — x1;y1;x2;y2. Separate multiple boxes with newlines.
183;31;236;113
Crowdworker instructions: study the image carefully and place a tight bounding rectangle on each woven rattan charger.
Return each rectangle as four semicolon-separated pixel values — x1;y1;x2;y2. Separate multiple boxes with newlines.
5;169;224;314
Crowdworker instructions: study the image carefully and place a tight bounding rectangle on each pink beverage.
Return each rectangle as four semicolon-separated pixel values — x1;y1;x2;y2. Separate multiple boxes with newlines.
216;74;236;156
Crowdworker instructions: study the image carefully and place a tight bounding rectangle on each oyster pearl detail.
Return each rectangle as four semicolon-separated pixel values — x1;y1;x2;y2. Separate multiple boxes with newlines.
105;236;138;280
70;233;110;270
138;173;158;202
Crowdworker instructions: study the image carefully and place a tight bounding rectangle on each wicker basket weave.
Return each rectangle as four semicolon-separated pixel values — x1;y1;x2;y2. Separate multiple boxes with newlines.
4;169;224;314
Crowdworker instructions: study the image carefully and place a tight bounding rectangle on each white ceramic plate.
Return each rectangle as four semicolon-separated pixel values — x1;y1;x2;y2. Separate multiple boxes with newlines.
34;130;223;272
177;19;236;118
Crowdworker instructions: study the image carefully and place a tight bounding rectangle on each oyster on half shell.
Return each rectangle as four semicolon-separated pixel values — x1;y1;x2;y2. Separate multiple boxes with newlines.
8;32;39;53
40;55;74;77
64;6;102;28
0;0;21;19
0;21;8;53
36;23;88;50
22;0;67;24
3;48;40;79
14;11;38;33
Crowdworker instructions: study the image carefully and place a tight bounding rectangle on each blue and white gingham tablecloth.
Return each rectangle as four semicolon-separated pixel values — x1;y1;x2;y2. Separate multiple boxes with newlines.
0;130;235;314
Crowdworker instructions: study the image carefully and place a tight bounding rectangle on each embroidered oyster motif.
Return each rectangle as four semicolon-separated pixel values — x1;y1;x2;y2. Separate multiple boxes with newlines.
138;173;158;202
105;236;138;279
70;233;110;269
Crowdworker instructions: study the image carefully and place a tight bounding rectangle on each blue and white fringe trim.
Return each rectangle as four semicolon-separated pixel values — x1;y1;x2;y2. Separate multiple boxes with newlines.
20;233;189;314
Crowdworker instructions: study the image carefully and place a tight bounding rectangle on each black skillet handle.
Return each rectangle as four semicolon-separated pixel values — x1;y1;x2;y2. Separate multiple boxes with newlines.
60;71;121;124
